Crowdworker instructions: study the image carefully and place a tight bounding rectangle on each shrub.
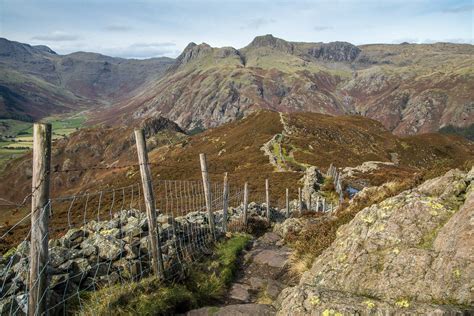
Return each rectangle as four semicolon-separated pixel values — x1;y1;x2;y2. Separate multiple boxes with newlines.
245;216;271;237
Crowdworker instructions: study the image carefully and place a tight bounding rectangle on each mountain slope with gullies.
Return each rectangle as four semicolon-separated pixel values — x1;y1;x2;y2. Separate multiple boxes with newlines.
0;38;174;120
98;34;474;136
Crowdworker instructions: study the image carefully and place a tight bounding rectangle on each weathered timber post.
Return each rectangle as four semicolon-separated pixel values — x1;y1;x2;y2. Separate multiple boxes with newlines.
135;129;165;278
285;188;290;218
222;172;229;233
265;179;270;220
243;182;249;227
322;197;326;212
307;193;312;212
298;188;302;214
337;175;344;203
199;153;216;240
29;123;51;316
316;196;320;212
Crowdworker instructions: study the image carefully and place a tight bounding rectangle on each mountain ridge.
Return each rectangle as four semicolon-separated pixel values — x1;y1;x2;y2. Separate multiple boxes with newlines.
0;35;473;136
96;34;472;135
0;37;174;120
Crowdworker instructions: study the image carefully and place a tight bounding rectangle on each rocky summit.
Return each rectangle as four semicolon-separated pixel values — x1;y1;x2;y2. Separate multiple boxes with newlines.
276;168;474;315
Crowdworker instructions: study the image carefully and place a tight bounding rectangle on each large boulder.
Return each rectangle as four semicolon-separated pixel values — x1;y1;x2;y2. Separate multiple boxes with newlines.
277;168;474;314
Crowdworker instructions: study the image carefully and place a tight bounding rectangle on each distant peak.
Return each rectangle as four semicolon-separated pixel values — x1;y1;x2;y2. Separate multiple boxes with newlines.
182;42;197;52
33;45;57;55
246;34;294;53
171;41;213;70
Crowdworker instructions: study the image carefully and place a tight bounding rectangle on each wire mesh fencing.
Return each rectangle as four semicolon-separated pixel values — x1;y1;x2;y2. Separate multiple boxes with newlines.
0;176;260;315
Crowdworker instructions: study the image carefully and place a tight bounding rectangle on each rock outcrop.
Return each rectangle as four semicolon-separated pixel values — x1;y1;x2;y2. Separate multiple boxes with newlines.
307;41;360;62
140;115;185;137
277;168;474;314
246;34;295;54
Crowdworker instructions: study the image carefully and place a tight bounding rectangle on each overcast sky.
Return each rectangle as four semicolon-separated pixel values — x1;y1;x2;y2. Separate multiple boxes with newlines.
0;0;472;59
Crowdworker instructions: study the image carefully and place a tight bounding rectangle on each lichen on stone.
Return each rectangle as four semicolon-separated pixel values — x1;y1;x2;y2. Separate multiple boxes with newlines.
395;298;410;308
363;299;376;309
309;295;320;306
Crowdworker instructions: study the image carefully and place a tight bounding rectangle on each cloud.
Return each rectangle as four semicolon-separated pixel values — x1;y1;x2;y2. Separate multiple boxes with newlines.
103;42;177;58
241;18;275;30
313;25;333;31
422;38;473;44
392;38;419;44
129;42;176;48
31;31;80;41
439;38;474;44
441;4;474;13
104;25;133;32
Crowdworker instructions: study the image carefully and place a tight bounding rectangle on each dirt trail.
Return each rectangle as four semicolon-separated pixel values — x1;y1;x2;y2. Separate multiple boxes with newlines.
260;113;292;172
186;231;296;315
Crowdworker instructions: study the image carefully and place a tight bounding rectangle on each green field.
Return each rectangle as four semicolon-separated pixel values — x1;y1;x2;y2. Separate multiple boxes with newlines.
0;114;87;170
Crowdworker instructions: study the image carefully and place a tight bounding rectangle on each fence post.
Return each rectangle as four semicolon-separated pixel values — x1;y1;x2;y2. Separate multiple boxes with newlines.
243;182;248;227
298;187;302;214
29;123;51;316
316;196;320;212
265;179;270;220
322;197;326;212
222;172;229;233
199;153;216;240
307;193;312;212
135;129;165;278
285;188;290;218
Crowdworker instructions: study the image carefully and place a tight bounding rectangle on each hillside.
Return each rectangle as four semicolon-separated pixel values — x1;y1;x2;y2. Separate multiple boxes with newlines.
1;111;472;244
0;38;174;121
97;35;474;136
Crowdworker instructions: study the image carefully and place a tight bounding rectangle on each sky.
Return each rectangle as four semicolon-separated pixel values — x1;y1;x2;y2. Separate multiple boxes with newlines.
0;0;472;59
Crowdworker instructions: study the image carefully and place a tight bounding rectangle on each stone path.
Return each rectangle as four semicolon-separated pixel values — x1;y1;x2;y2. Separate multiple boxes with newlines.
185;232;296;315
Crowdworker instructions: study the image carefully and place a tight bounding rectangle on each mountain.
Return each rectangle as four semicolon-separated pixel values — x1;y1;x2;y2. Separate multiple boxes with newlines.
0;38;174;120
96;34;473;136
1;36;473;135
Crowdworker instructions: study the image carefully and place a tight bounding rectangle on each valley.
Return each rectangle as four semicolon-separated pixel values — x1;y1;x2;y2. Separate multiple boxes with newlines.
0;114;87;170
0;32;473;316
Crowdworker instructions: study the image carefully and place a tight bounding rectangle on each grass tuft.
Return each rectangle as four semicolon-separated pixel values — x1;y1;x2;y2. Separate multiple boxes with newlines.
78;233;251;315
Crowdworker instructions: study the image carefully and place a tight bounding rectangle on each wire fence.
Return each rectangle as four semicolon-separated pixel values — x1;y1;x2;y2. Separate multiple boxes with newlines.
0;173;301;315
0;124;340;315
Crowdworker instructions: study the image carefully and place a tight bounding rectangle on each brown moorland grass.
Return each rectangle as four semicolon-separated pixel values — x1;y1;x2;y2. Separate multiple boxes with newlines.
0;110;472;252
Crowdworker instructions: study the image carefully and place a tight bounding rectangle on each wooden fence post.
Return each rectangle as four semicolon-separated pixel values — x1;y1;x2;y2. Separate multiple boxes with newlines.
307;193;312;212
29;123;51;316
322;197;326;212
316;196;320;212
243;182;249;227
135;129;165;278
285;188;290;218
222;172;229;233
265;179;270;220
199;153;216;240
298;188;302;214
